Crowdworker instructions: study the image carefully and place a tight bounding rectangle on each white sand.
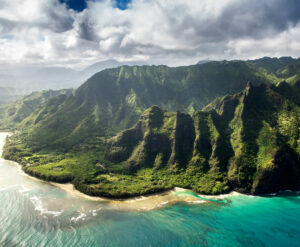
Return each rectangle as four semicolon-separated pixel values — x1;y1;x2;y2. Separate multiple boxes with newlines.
50;182;241;211
0;132;241;211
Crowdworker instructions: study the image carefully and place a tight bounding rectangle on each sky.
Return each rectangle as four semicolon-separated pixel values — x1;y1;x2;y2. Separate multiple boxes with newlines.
0;0;300;69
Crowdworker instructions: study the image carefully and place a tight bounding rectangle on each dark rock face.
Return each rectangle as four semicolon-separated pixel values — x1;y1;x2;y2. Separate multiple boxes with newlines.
252;145;300;194
22;60;279;149
106;82;300;194
168;112;195;170
5;57;300;197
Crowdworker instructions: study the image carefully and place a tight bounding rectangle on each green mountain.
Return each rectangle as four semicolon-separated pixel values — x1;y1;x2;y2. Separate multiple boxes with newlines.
248;56;300;83
0;89;73;130
105;82;299;194
16;59;300;150
2;57;300;198
4;82;299;197
0;87;30;104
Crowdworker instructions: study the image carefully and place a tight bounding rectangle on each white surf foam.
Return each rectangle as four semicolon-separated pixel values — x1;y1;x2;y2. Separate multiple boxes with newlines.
89;207;102;216
71;211;87;222
18;185;32;193
157;201;169;207
30;196;63;217
187;200;206;204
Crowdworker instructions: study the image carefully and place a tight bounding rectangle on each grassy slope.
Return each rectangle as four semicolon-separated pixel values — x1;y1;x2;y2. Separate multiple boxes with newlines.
0;89;73;131
18;61;279;150
0;87;30;104
23;58;300;151
3;82;299;198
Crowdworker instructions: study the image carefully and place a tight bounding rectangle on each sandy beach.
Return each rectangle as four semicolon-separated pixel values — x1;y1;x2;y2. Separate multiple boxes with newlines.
0;132;240;211
51;182;240;211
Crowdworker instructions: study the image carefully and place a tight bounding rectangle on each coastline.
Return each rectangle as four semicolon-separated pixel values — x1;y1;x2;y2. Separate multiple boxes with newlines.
50;182;240;210
0;132;240;211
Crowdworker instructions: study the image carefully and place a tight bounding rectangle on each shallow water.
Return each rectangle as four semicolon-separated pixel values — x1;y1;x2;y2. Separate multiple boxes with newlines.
0;133;300;246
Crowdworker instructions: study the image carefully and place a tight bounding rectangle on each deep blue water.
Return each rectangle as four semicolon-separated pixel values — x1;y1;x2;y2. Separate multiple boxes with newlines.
0;134;300;246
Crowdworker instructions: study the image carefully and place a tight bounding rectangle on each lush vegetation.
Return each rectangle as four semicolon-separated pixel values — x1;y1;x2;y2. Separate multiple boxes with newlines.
1;57;300;198
0;89;73;130
0;87;29;104
11;58;299;150
3;79;299;198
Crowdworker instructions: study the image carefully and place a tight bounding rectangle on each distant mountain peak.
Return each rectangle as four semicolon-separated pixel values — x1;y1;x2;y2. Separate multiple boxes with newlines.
197;59;212;65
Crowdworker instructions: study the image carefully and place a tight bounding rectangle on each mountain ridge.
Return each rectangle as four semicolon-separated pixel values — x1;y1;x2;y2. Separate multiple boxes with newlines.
3;81;299;198
18;61;276;150
0;89;73;130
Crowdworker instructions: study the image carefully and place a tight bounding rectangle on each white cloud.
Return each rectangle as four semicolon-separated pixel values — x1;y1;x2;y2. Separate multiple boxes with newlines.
0;0;299;68
0;0;73;32
227;23;300;59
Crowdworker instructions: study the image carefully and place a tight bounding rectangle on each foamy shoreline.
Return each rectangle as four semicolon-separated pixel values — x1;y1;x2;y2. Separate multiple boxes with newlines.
50;182;241;210
0;132;240;211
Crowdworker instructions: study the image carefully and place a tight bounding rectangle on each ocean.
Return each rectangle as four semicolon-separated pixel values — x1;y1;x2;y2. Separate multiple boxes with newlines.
0;133;299;247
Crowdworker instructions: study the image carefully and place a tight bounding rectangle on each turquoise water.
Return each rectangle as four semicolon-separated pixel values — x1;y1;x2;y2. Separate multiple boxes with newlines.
0;136;300;246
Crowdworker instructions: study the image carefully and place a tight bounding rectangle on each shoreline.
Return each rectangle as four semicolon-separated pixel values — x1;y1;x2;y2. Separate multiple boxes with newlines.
0;132;240;211
6;159;241;210
50;182;241;210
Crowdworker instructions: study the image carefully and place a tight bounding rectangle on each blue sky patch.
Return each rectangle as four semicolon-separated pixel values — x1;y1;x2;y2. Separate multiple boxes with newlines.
115;0;131;10
59;0;131;12
59;0;87;12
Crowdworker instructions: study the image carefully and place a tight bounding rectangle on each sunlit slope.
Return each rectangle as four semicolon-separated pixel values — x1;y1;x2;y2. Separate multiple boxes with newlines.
21;60;290;150
104;82;300;195
0;89;73;130
5;82;299;197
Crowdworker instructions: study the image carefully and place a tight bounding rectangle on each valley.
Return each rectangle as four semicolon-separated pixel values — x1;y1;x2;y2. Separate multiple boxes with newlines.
2;57;299;199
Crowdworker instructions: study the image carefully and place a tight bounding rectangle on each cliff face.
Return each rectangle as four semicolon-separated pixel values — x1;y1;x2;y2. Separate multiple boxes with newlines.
19;61;275;150
106;82;300;194
0;89;72;130
4;81;299;198
106;106;195;172
10;57;300;153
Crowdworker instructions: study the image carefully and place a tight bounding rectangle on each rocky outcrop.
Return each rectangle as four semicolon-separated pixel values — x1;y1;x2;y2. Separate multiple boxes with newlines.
106;82;300;194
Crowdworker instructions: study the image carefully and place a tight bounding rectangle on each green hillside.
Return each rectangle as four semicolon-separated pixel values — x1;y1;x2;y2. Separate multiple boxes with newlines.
0;89;73;130
4;82;299;197
15;58;300;151
0;87;29;104
248;56;300;84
